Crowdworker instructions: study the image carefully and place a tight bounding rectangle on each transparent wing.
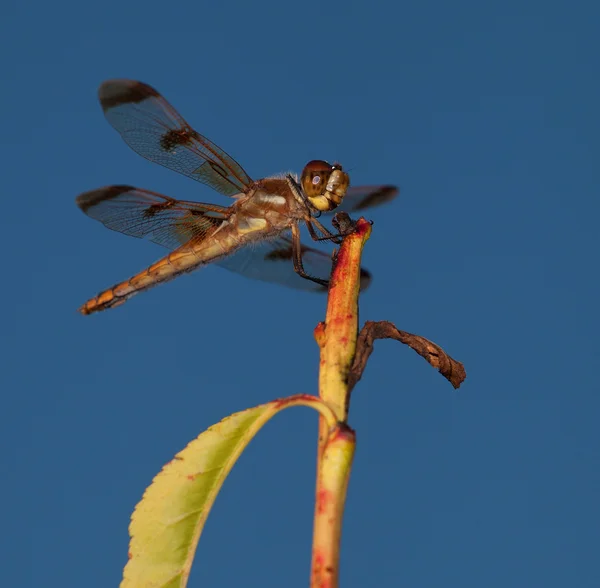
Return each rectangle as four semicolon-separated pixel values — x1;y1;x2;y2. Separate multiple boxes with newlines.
76;185;230;250
330;184;399;213
98;79;253;196
216;235;371;292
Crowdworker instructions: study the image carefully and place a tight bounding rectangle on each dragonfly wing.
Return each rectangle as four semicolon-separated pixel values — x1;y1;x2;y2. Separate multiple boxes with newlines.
98;79;253;196
76;185;230;250
330;184;399;213
216;235;371;291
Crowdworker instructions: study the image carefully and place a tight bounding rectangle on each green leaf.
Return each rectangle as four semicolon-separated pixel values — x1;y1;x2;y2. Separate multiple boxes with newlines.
121;394;336;588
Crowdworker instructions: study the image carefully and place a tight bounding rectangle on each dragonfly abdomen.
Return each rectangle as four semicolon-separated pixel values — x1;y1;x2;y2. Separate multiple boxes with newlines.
78;229;242;315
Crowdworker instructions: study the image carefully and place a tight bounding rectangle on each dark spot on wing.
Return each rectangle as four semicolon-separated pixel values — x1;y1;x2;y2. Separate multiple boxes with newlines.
209;161;229;178
98;80;159;111
359;268;372;290
160;128;194;152
76;185;135;213
351;186;398;211
264;243;311;261
142;201;175;218
264;246;294;261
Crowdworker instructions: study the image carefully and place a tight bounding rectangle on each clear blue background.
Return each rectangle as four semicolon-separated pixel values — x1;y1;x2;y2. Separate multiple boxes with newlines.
2;0;598;586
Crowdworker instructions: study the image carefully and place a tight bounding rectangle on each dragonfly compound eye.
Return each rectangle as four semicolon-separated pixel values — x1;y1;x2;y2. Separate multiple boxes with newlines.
301;160;333;198
301;160;349;212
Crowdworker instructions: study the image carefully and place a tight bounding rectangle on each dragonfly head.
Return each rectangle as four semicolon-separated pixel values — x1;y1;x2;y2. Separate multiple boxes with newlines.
301;160;350;212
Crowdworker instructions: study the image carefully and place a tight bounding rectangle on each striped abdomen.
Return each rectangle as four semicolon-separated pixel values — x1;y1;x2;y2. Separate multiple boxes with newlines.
79;239;230;315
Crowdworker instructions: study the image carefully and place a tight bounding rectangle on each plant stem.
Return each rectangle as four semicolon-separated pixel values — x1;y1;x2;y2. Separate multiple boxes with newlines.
310;424;356;588
310;217;372;588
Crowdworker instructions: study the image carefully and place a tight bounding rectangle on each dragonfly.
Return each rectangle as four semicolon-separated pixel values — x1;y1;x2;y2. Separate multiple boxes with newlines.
76;79;399;315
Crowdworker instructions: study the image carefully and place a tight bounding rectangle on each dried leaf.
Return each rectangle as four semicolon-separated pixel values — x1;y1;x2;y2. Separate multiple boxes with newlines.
348;320;466;392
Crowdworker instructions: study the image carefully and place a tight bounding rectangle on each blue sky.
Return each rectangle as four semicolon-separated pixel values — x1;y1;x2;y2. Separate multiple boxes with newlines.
2;0;598;586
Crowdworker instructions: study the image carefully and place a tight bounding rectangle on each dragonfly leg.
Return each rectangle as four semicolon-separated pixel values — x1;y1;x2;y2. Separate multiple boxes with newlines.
292;223;329;288
306;219;344;244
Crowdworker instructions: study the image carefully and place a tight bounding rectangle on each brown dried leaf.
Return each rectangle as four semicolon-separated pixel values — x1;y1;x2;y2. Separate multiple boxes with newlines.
348;320;466;392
